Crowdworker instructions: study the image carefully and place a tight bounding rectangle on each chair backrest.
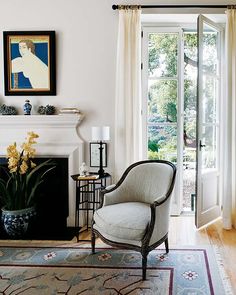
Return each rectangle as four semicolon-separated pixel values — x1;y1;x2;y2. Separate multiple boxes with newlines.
116;160;176;204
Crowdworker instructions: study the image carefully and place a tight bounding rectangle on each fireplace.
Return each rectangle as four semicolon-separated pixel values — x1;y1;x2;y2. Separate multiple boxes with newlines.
0;156;69;239
0;114;84;231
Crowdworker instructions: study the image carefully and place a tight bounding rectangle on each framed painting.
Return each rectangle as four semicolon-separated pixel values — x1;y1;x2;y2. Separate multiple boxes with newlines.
90;142;107;167
3;31;56;96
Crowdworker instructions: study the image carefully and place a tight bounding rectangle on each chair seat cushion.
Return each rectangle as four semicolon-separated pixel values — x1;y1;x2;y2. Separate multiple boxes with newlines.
93;202;151;241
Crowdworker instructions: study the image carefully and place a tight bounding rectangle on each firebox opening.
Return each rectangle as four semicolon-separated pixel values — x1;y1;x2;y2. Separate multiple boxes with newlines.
0;157;72;240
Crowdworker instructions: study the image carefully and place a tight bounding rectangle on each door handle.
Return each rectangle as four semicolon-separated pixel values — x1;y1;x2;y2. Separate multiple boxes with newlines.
199;140;206;150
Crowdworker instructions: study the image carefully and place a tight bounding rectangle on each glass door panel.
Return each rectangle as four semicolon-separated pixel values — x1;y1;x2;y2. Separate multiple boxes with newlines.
202;125;217;169
202;76;218;123
148;125;177;163
147;32;179;162
142;27;183;215
148;33;178;78
196;15;222;228
148;80;177;123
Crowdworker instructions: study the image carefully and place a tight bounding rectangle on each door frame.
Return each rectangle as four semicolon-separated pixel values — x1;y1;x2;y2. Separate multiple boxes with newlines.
196;15;223;227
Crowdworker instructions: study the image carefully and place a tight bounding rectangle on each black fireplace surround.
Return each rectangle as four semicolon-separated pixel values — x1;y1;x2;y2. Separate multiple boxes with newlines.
0;157;70;240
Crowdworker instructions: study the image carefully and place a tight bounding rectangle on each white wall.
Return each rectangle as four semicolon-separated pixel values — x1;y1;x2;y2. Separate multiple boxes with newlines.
0;0;234;175
0;0;118;172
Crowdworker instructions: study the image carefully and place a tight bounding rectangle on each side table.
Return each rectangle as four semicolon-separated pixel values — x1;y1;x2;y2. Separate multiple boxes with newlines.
71;173;111;242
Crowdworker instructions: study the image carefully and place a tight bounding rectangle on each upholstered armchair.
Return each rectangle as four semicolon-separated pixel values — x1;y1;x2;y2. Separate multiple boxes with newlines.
91;160;176;280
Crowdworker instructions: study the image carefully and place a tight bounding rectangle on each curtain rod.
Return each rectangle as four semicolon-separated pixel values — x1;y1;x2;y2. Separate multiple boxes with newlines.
112;4;230;10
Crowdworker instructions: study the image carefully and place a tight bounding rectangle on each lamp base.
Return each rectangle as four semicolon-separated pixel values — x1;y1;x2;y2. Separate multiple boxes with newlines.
98;141;105;178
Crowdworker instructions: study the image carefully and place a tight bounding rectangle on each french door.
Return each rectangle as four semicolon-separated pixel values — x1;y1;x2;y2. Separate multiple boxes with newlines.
196;15;222;228
142;19;223;222
142;27;183;215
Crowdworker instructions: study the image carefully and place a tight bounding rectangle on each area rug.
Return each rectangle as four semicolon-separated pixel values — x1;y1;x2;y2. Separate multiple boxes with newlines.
0;246;231;294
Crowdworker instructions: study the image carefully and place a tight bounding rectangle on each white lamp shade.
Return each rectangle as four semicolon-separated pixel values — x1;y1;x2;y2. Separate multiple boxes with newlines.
92;126;110;141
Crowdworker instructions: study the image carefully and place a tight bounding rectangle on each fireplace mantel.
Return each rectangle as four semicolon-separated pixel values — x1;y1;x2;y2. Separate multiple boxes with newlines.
0;114;84;227
0;114;83;129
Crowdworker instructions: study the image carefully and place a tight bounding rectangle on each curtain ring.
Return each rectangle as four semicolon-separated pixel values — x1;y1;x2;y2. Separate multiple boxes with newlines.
118;5;141;10
227;5;236;9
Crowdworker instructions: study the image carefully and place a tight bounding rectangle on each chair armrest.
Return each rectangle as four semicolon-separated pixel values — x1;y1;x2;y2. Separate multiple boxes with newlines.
100;184;128;207
153;195;167;206
102;184;116;192
148;199;172;246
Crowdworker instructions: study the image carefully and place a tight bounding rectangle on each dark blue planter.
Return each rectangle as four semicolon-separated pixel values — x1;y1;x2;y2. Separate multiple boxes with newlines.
1;207;36;238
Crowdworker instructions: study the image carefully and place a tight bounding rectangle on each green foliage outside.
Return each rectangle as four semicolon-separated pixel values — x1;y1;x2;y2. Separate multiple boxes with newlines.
147;31;217;167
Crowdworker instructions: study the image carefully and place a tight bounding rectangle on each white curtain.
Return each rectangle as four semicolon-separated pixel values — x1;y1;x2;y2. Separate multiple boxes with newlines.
223;8;236;229
114;7;142;180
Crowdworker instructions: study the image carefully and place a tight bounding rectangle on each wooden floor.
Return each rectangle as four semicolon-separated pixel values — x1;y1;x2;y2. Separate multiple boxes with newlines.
1;215;236;293
169;216;236;294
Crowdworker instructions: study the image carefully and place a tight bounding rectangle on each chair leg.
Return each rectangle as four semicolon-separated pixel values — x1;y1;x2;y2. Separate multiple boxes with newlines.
165;237;169;254
91;229;96;254
142;253;147;280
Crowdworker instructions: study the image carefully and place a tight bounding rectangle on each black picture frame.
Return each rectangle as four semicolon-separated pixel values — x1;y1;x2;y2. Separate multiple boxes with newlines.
3;31;56;96
90;142;107;167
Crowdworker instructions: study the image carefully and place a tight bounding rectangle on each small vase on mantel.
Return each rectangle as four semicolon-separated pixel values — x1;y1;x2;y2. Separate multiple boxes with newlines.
23;100;32;115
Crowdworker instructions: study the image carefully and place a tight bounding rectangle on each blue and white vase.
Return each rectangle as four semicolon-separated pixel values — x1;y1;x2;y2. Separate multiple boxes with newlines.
23;100;32;115
1;207;36;238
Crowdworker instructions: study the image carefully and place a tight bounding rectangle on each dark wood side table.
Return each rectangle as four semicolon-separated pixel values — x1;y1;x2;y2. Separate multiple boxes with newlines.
71;173;111;242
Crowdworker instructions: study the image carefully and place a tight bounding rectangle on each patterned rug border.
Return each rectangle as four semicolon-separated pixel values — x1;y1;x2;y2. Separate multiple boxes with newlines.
0;245;233;294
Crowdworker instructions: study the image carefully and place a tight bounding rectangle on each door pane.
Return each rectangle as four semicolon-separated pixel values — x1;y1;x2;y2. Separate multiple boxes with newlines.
196;15;221;228
148;33;178;78
201;125;217;169
148;80;177;123
202;76;218;123
202;23;218;75
148;125;177;163
144;29;181;215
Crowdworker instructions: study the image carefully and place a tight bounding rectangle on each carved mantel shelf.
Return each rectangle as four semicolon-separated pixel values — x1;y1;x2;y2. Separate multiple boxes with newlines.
0;114;84;128
0;114;84;151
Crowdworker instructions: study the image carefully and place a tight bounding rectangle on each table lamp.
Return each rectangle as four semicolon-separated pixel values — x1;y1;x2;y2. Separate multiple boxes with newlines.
91;126;110;177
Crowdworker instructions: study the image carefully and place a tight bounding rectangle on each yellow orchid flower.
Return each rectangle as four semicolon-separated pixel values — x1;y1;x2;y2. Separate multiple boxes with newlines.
27;132;39;145
30;161;36;168
8;156;19;168
9;166;17;173
1;131;55;212
27;131;39;139
7;143;19;159
20;160;28;174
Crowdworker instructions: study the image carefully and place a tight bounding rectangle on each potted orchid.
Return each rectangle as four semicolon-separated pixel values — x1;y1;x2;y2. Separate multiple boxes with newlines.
0;132;55;238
